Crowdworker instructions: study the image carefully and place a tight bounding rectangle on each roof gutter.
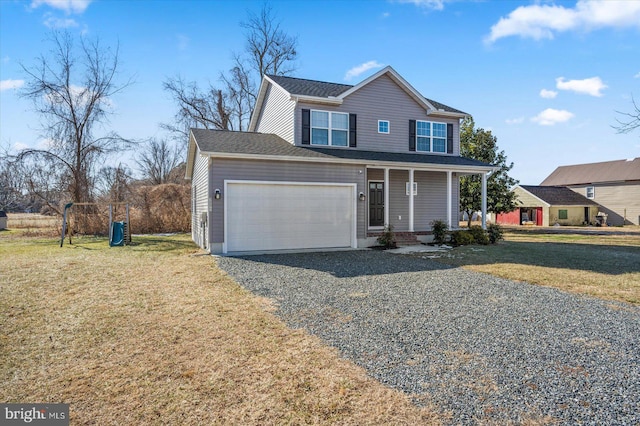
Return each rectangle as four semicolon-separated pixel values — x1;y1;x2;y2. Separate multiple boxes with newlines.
291;95;343;105
426;109;468;119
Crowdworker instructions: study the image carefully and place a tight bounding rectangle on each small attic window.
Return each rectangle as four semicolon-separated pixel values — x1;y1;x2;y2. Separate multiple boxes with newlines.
378;120;389;134
586;186;595;199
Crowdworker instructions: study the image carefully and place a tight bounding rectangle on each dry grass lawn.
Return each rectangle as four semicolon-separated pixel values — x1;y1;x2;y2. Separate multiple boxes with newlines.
0;234;439;425
434;229;640;305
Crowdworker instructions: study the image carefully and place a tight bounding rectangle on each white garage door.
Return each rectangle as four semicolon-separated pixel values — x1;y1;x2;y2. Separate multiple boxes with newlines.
225;181;356;253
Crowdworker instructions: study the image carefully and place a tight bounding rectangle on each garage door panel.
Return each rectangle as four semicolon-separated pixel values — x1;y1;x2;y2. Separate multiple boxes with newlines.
226;182;354;252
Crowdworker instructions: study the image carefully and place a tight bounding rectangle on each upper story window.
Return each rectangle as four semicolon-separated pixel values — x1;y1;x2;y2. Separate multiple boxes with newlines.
311;110;348;146
417;121;447;153
586;186;595;199
378;120;389;134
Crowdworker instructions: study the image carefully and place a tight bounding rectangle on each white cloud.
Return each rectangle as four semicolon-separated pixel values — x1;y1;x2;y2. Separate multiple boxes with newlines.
539;89;558;99
344;61;384;81
634;72;640;79
44;15;78;28
30;0;92;14
395;0;448;11
485;0;640;44
37;138;57;149
13;142;30;152
382;12;390;18
0;79;25;91
531;108;575;126
505;117;525;125
556;76;607;97
2;56;10;63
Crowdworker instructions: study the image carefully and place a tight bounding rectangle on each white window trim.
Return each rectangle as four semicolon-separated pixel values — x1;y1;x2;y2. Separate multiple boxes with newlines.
405;182;417;196
416;120;447;153
378;120;390;134
311;109;349;146
586;186;595;199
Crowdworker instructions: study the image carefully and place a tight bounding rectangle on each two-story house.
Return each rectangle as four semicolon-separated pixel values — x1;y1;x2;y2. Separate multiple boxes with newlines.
185;66;494;254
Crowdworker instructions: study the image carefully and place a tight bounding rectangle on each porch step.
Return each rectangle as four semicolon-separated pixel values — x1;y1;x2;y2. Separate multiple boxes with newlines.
393;232;421;246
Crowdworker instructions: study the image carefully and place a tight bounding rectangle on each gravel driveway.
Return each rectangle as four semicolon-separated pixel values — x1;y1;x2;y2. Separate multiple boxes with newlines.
217;251;640;425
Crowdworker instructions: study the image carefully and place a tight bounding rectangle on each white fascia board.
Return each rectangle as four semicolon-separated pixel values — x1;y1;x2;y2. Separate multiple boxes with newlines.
248;77;274;131
292;95;343;105
203;151;494;174
513;185;551;207
184;131;198;180
426;110;468;119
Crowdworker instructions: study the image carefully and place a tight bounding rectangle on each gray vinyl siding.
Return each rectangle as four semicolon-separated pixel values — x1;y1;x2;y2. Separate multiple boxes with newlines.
295;74;460;155
254;83;296;144
366;168;456;231
569;182;640;225
209;158;366;243
191;151;209;249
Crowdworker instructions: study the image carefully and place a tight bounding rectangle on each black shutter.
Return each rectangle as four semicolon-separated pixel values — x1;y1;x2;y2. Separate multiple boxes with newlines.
409;120;416;152
349;114;357;147
302;109;310;145
447;123;453;154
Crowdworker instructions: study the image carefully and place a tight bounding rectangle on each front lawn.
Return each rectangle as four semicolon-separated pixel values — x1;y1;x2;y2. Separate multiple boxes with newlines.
431;230;640;305
0;234;438;425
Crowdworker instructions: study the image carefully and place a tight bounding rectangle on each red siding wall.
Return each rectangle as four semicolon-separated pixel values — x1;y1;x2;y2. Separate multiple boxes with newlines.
497;209;520;225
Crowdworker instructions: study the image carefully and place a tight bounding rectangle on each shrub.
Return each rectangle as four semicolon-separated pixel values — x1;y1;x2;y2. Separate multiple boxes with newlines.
469;225;489;245
487;223;504;244
430;219;449;245
450;230;475;246
376;225;397;249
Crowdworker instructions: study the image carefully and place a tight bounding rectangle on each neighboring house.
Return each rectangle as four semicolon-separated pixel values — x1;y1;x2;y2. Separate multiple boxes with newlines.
541;158;640;226
0;211;6;230
185;66;494;254
496;185;599;226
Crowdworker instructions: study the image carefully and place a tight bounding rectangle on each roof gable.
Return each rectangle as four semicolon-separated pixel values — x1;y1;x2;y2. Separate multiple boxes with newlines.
258;66;466;115
541;157;640;185
519;185;598;206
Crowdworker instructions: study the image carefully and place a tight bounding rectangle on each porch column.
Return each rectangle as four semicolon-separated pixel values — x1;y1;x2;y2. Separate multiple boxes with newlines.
447;171;452;229
408;169;414;232
384;168;390;227
481;172;487;230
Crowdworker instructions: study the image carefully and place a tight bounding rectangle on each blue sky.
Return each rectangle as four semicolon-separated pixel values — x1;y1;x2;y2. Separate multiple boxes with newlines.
1;0;639;184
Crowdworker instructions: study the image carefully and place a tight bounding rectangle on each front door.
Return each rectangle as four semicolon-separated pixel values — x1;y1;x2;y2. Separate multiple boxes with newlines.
369;182;384;227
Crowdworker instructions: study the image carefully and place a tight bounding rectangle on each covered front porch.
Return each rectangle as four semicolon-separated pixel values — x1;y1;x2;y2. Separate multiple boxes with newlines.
364;166;489;243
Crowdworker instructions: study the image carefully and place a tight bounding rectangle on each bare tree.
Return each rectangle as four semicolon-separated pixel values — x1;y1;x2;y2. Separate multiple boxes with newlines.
241;3;298;78
163;76;232;136
17;31;133;206
136;138;184;185
220;59;256;131
96;164;132;202
614;95;640;134
163;2;297;135
0;147;25;211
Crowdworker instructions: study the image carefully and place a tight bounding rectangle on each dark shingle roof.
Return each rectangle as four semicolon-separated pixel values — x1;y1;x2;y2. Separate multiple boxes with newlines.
266;74;466;115
191;129;492;169
267;75;352;98
540;158;640;185
520;185;598;206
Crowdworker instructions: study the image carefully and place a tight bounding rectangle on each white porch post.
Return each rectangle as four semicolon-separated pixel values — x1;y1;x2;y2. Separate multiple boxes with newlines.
447;171;452;229
408;169;414;232
481;172;487;230
384;168;390;227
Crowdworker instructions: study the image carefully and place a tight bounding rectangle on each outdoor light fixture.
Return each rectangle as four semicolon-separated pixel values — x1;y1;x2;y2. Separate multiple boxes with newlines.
359;192;365;201
214;189;221;200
